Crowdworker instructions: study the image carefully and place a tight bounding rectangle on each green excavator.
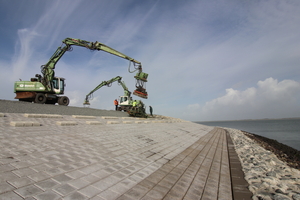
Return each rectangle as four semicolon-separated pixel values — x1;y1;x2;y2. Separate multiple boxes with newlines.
14;38;148;105
83;76;148;118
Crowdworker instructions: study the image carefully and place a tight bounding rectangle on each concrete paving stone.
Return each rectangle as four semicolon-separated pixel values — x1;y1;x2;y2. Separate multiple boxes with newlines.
123;121;133;124
81;174;101;183
120;184;149;199
10;121;41;127
128;174;145;183
30;163;53;172
86;121;103;125
56;121;78;126
92;169;111;179
78;185;101;198
163;187;185;200
0;163;16;173
0;182;16;194
185;185;203;197
66;170;86;179
90;195;106;200
119;168;132;176
44;167;66;176
118;178;137;189
14;184;43;198
34;190;62;200
7;176;35;188
94;175;120;191
53;183;77;196
34;178;60;190
60;161;75;172
145;188;167;199
0;171;19;182
68;178;90;189
109;182;131;195
27;171;50;182
0;112;246;199
104;167;118;174
62;191;88;200
52;173;73;183
0;156;18;166
72;115;97;119
79;163;103;174
99;189;121;200
137;179;156;190
182;192;200;200
107;121;120;124
24;114;62;118
12;167;37;177
157;179;174;190
101;116;119;119
0;191;23;200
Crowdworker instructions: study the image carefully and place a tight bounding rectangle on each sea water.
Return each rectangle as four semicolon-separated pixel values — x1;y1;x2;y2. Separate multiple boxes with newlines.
196;119;300;151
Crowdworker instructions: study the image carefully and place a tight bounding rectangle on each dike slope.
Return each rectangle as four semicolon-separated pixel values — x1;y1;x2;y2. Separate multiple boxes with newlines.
0;99;129;117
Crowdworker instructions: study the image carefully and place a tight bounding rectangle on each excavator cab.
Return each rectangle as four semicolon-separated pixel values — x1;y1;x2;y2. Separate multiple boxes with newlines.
133;72;148;99
52;77;65;94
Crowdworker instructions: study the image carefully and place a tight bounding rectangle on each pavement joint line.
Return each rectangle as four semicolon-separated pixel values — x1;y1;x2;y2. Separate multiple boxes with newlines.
123;121;133;124
56;121;78;126
10;121;41;127
86;121;103;125
122;117;133;119
23;113;63;118
72;115;97;119
107;121;120;124
102;116;119;119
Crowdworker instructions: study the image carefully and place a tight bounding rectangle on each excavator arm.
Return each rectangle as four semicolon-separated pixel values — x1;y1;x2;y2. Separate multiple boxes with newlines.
41;38;148;98
83;76;132;105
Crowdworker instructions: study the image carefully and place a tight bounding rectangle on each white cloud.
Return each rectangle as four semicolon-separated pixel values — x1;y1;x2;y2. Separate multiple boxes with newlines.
200;78;300;121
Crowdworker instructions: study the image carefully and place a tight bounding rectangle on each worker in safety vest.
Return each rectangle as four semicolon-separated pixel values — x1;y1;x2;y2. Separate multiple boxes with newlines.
114;99;118;111
132;100;137;107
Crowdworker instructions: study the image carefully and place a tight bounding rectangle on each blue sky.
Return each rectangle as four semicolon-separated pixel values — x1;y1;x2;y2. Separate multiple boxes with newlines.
1;0;300;121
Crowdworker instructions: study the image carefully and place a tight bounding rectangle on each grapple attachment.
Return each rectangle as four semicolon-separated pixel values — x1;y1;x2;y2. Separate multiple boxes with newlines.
83;97;90;106
133;71;148;99
133;87;148;99
83;101;90;106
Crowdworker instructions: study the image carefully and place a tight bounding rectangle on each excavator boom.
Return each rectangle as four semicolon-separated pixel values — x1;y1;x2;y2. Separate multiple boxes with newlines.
41;38;148;98
83;76;124;105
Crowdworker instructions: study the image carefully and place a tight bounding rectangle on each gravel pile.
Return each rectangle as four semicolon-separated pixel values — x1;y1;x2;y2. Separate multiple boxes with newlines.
0;99;129;117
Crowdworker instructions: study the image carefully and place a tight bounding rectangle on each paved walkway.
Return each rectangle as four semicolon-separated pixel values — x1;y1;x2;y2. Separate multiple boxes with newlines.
0;113;251;200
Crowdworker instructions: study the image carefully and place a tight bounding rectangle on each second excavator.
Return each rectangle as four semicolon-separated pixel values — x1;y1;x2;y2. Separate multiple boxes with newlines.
83;76;148;117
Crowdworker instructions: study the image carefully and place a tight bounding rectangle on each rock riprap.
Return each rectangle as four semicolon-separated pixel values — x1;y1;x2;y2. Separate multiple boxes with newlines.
227;128;300;200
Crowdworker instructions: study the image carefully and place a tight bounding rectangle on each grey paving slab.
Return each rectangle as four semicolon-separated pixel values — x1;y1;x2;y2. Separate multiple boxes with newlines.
0;113;249;199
